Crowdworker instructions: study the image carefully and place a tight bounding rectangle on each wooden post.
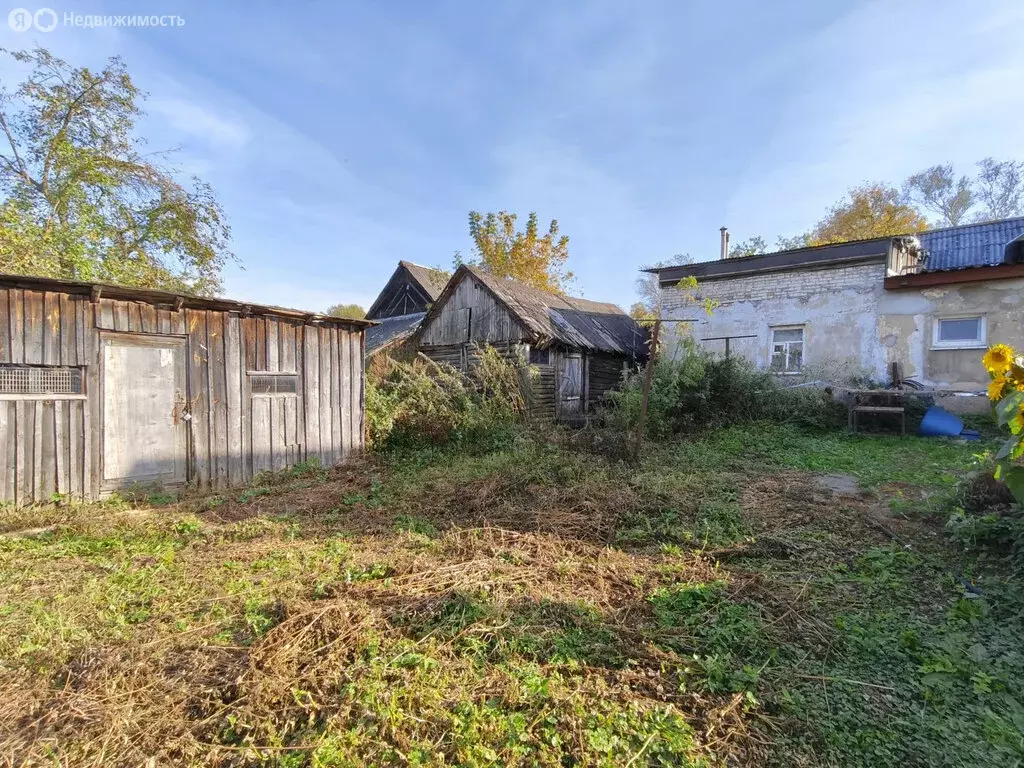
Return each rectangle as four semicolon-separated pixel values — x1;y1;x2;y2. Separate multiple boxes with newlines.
724;336;731;359
635;318;661;454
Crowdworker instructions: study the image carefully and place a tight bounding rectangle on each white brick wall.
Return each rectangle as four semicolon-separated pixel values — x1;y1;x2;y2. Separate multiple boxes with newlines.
659;260;1024;393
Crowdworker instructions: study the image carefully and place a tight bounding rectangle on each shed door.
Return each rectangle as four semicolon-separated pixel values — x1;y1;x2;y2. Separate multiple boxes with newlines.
556;353;584;419
102;334;187;489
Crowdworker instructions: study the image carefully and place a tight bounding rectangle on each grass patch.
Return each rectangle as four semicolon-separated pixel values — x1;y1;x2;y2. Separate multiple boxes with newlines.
0;423;1017;767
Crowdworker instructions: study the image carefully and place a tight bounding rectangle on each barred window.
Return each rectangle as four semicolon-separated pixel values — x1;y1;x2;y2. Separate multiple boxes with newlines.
249;372;298;396
0;365;84;395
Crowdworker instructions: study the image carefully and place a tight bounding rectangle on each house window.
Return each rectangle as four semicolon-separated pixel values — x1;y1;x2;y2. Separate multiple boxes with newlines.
933;316;986;349
0;365;84;396
529;347;550;365
249;372;298;396
770;327;804;373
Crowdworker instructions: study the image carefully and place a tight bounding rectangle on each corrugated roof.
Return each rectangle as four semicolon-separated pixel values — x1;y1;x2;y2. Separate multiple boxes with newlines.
462;267;647;358
920;217;1024;272
366;312;425;355
399;261;449;301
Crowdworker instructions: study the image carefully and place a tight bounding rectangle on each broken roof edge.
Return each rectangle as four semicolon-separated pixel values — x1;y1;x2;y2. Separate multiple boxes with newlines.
0;272;377;329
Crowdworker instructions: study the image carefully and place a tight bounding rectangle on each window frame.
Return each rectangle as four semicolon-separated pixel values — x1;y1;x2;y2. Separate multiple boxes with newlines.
247;371;299;397
529;346;550;365
931;315;987;350
769;325;805;375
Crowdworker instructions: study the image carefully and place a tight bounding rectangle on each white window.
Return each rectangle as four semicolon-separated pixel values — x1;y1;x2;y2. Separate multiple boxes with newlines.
933;316;986;350
770;327;804;373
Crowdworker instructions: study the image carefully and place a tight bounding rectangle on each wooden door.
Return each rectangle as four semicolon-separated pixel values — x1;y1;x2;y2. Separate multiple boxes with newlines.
556;353;584;419
101;334;187;489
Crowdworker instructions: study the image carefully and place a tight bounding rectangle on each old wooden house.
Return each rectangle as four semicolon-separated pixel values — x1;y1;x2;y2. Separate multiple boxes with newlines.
365;261;448;357
416;266;647;419
0;273;371;505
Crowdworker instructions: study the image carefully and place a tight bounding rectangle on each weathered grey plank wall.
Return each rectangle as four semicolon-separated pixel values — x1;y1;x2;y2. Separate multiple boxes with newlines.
418;278;527;346
0;285;364;505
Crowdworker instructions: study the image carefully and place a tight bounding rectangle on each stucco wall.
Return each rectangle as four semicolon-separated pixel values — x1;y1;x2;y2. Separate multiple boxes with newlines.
660;259;1024;392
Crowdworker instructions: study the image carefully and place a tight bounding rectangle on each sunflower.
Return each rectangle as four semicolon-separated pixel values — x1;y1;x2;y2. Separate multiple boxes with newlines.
1009;363;1024;391
989;376;1008;401
984;344;1015;375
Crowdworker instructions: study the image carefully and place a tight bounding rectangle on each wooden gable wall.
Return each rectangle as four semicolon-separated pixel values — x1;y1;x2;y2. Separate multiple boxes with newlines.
418;273;529;347
367;265;434;320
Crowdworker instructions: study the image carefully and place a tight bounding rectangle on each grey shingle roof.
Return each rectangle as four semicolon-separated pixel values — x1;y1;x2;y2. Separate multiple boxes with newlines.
920;217;1024;272
464;267;647;359
366;312;425;355
399;261;448;301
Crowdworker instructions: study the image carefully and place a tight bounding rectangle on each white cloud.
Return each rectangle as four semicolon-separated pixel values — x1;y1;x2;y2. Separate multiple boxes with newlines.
149;98;251;149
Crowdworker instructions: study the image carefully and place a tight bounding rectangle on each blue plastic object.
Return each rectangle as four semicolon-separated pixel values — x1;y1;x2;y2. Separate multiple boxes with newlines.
919;406;965;438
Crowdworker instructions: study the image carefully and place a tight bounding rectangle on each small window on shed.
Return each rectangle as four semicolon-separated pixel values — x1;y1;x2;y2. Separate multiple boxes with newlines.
529;347;550;365
249;372;298;396
0;365;84;396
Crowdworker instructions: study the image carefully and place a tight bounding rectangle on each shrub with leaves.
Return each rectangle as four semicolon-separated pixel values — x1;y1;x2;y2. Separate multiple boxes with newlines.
366;345;531;451
982;343;1024;502
602;341;846;436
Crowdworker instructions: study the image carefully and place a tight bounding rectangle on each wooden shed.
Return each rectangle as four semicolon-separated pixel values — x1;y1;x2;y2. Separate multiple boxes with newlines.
416;266;647;420
0;273;371;505
365;261;448;357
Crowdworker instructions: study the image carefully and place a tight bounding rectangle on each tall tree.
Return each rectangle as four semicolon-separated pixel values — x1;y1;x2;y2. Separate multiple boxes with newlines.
728;235;768;258
631;253;692;320
325;303;366;320
903;164;974;226
775;233;812;250
809;183;927;245
460;210;572;293
0;48;233;295
974;157;1024;222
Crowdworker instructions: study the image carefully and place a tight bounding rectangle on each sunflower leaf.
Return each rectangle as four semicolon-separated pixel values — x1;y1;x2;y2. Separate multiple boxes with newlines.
995;391;1024;427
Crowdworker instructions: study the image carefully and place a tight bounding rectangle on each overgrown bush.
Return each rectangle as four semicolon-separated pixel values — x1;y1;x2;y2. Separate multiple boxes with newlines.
601;341;846;437
366;346;531;451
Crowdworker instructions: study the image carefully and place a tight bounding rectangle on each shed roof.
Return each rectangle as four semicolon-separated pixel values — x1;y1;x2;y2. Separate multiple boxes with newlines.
399;261;449;301
366;312;425;355
433;266;646;357
918;217;1024;271
0;272;375;329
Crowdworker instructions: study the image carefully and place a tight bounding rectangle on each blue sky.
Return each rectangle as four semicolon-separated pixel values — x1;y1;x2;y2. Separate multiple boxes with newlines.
3;0;1024;312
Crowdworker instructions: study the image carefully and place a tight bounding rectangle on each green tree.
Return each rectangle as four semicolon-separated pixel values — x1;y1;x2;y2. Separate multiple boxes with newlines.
459;210;572;293
325;303;366;319
974;157;1024;221
0;47;233;295
775;233;812;250
632;253;691;320
903;163;974;226
809;183;927;245
728;235;768;258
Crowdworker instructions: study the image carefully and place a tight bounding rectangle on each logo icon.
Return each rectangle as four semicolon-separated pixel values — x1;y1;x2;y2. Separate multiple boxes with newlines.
33;7;56;31
8;7;33;31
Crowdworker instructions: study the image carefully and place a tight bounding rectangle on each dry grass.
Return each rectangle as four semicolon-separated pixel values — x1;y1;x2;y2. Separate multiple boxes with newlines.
0;429;1002;767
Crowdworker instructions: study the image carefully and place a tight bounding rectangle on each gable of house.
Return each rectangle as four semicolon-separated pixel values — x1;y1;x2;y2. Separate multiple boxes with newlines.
366;261;448;321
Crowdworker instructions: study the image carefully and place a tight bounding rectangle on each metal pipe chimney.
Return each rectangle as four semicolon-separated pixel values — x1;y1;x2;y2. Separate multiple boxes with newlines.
720;227;730;260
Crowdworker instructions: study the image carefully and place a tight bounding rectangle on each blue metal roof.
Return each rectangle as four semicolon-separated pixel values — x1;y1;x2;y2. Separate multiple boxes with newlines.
920;217;1024;272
